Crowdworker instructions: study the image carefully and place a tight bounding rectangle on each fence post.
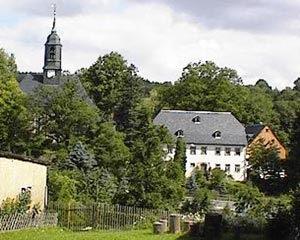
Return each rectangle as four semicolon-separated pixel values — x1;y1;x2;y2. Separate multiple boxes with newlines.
67;202;71;229
159;219;168;232
169;214;181;234
153;221;164;234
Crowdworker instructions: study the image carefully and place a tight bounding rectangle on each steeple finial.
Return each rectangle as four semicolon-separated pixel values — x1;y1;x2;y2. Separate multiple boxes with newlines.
51;3;56;32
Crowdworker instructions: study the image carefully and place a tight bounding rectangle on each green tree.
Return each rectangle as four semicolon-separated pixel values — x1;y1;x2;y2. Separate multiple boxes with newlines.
117;104;183;209
80;52;143;130
234;184;264;214
248;139;283;194
83;168;117;203
0;49;30;153
209;168;227;194
156;60;278;127
255;79;272;92
48;170;78;203
64;142;97;173
92;122;130;179
181;187;212;216
274;88;300;145
173;137;187;174
27;80;100;157
286;113;300;189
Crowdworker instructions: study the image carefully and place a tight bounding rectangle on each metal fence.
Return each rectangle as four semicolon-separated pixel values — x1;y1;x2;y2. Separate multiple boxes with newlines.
0;212;58;232
48;202;170;231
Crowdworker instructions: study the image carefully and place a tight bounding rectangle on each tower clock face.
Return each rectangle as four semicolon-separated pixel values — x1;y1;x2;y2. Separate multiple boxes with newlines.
47;70;55;78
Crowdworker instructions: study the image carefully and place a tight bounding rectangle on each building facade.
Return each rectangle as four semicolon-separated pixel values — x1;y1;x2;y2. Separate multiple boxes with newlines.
246;124;287;160
154;110;248;181
0;153;47;210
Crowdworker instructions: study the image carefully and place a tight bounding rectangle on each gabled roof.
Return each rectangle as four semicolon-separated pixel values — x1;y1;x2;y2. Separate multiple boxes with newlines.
0;151;50;166
154;110;247;146
245;124;265;141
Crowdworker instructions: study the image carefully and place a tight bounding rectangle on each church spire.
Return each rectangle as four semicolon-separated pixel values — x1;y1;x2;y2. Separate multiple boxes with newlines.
51;4;56;32
43;3;62;85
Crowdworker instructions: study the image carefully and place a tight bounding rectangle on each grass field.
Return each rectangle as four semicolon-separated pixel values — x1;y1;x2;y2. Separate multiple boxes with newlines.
0;228;189;240
0;228;265;240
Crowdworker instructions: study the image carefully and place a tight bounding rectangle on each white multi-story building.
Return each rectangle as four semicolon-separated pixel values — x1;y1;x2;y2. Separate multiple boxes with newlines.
154;110;247;181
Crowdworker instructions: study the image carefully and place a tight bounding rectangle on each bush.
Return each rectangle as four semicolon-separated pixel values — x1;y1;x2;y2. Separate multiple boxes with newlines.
0;191;32;216
181;187;212;216
265;207;291;240
223;214;266;235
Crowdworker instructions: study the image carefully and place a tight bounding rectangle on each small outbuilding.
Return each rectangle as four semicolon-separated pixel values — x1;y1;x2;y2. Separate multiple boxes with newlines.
0;152;48;210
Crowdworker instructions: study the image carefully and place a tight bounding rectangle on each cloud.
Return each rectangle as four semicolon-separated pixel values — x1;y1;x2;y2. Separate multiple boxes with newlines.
0;0;124;17
0;0;300;90
132;0;300;34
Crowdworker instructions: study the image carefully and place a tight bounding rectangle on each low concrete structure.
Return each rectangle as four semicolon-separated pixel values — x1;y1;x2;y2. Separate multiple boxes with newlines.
0;152;48;210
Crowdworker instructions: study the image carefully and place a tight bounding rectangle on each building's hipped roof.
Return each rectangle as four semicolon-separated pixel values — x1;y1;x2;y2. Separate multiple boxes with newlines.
154;110;247;146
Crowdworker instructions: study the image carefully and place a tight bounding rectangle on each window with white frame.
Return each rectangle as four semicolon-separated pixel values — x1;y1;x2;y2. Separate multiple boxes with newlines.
190;163;195;167
225;164;230;173
225;147;231;156
215;147;221;156
215;164;221;169
190;145;196;155
235;164;241;173
201;146;207;155
167;145;173;154
235;147;241;156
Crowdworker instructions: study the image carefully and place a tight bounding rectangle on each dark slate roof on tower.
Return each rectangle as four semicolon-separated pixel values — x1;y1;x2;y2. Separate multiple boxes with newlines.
154;110;247;146
46;31;61;44
245;124;265;141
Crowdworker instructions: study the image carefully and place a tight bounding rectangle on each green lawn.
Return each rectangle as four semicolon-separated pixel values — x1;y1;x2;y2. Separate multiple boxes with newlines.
0;228;189;240
0;228;265;240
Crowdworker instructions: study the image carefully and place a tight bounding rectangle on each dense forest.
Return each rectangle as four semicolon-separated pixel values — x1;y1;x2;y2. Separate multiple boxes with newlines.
2;47;300;237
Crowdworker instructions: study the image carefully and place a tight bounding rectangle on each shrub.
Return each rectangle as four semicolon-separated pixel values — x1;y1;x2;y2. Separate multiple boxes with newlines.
0;191;32;216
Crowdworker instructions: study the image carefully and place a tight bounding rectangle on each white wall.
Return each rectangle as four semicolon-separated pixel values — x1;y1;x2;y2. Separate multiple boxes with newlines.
164;144;246;181
0;157;47;210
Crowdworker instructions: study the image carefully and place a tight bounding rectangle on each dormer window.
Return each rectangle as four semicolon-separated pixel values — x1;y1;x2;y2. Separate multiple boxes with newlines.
175;129;184;137
192;115;201;124
213;130;221;139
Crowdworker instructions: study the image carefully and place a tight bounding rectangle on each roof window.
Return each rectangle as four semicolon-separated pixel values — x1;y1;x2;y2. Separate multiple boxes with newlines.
175;129;184;137
213;130;222;139
192;115;201;124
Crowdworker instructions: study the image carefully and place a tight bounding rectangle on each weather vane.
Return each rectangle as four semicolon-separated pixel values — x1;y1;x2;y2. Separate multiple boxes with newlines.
51;3;57;31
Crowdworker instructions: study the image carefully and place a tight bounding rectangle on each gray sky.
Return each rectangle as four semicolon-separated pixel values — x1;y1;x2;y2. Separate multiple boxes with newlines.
1;0;300;89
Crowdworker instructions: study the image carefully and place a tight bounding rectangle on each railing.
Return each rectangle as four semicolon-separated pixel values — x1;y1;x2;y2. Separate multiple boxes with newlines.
0;212;58;232
48;202;170;231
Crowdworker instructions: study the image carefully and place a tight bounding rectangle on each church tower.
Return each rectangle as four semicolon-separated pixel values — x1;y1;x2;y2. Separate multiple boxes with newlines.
43;5;62;84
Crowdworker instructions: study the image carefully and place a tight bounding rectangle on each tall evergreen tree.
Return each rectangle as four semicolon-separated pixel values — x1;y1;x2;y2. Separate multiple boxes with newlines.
174;137;187;174
64;142;97;173
117;104;184;209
